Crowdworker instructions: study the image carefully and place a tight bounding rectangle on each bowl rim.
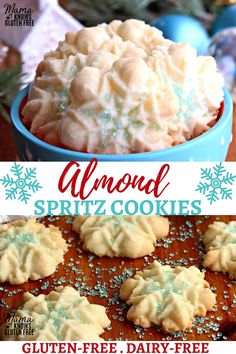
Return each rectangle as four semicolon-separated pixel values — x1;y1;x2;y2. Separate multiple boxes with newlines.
11;85;232;159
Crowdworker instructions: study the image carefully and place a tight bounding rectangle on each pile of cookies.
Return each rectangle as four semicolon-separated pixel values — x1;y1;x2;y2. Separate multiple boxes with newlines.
0;216;235;341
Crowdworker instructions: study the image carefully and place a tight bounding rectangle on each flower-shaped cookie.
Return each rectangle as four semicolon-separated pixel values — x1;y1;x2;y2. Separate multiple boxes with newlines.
120;261;216;332
0;219;67;284
203;221;236;278
72;215;169;258
0;286;110;340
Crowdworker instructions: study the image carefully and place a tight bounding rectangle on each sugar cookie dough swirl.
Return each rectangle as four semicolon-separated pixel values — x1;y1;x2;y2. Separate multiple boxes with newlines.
0;286;111;341
120;261;216;332
0;219;67;284
22;19;224;154
72;215;169;258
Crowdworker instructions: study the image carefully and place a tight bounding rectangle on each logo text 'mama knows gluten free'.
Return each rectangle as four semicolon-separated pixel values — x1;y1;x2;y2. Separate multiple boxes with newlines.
4;2;34;26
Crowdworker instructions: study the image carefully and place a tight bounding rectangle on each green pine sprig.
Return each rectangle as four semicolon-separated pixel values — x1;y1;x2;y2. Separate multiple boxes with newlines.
62;0;156;26
0;63;25;123
61;0;224;27
150;0;206;17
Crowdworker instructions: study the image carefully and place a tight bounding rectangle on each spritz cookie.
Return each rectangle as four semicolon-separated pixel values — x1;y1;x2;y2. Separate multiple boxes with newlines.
0;219;67;284
22;19;223;154
72;215;169;258
203;221;236;278
120;261;216;332
0;286;111;341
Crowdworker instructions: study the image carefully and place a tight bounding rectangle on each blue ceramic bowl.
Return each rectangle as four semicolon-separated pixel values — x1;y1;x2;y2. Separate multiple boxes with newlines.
11;85;233;161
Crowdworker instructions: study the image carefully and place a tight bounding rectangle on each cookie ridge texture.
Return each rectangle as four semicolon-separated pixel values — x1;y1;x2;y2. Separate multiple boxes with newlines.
22;19;224;154
203;221;236;279
120;260;216;332
0;286;110;341
72;215;169;258
0;219;67;284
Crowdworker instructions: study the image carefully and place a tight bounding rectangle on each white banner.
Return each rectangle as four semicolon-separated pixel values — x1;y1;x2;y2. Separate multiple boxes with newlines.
0;161;236;215
0;341;235;354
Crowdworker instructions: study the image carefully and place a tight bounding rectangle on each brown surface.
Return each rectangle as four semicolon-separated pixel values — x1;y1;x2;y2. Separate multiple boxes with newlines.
0;40;21;70
0;114;18;161
0;215;236;341
227;104;236;161
0;106;235;161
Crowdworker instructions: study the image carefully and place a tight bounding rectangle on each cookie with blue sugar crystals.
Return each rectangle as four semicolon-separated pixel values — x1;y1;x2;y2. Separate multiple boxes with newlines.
73;215;169;258
0;219;67;284
203;221;236;279
120;261;216;332
0;286;110;341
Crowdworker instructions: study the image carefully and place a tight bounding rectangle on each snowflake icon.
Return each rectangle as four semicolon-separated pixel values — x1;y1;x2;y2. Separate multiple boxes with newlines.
196;163;236;205
0;162;42;204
